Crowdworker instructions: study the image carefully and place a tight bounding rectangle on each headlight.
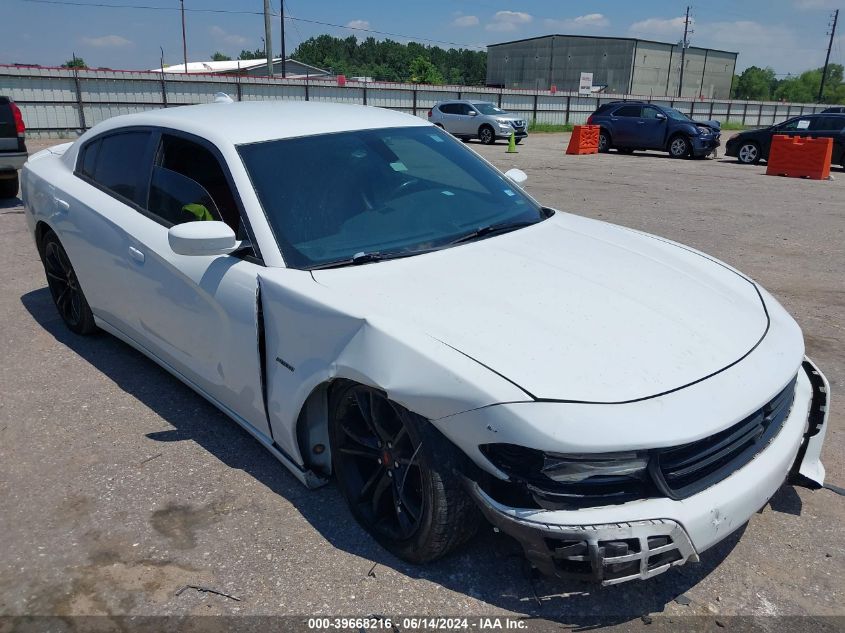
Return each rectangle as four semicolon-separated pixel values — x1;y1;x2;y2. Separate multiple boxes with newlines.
496;118;512;126
479;443;654;509
696;126;712;135
542;452;649;483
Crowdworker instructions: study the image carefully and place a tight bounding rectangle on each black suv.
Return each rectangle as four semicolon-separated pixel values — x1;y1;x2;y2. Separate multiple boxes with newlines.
725;113;845;166
0;96;27;198
587;100;720;158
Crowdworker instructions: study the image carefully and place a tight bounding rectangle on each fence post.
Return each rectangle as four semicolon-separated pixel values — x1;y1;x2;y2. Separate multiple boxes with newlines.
412;87;417;116
565;95;571;124
305;75;309;101
532;93;538;123
726;101;732;123
708;100;714;119
742;102;748;126
159;71;168;107
72;67;86;130
757;104;762;127
498;88;502;108
363;85;367;106
236;73;242;101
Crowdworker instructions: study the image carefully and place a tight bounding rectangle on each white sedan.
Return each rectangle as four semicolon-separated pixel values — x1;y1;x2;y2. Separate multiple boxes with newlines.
21;99;830;584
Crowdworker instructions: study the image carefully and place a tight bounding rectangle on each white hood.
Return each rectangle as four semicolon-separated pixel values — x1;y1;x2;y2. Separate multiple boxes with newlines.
312;213;768;403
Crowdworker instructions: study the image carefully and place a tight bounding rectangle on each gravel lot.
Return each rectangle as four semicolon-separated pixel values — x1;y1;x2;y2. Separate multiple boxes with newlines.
1;134;843;631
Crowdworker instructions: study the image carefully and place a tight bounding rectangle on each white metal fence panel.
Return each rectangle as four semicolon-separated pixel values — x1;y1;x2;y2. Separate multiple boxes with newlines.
1;65;840;137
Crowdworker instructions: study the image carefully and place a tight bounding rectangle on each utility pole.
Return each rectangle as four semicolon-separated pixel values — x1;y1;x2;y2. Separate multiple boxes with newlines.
280;0;286;77
180;0;187;71
818;9;839;103
677;6;691;98
263;0;274;76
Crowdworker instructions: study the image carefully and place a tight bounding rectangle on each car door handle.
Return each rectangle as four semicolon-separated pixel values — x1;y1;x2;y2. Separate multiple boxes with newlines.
128;246;145;263
53;197;70;212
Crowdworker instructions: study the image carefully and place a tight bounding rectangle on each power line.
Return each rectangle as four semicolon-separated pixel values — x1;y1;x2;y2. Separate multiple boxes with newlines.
21;0;486;49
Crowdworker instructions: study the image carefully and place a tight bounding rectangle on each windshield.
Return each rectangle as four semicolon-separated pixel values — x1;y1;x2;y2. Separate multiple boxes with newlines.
664;108;691;121
473;102;506;115
238;126;544;269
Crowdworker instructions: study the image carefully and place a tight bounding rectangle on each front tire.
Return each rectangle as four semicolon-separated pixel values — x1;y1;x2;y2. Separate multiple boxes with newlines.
478;125;495;145
329;382;479;563
515;137;523;145
737;141;761;165
668;135;691;158
0;172;19;199
40;231;98;335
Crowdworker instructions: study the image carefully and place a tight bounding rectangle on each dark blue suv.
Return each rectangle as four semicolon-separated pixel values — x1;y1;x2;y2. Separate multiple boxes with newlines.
587;101;721;158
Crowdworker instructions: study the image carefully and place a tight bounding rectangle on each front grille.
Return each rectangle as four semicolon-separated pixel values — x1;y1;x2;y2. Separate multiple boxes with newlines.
480;375;798;509
652;376;797;499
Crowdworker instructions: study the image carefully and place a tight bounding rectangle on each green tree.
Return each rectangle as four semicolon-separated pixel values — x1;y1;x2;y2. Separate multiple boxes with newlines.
211;51;232;61
290;34;485;84
238;48;265;60
409;56;444;84
62;57;87;69
732;66;776;101
774;64;844;103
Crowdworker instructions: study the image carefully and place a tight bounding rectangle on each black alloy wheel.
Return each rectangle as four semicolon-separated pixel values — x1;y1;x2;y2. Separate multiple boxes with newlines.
329;382;479;562
42;232;97;334
478;125;495;145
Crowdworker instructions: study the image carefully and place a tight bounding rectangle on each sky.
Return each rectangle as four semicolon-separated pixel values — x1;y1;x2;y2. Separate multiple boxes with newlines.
1;0;843;76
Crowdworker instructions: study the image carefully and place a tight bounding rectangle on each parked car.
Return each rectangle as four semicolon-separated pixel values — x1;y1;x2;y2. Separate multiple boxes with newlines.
725;113;845;166
821;106;845;114
0;96;28;198
22;100;829;585
428;100;527;145
587;100;721;158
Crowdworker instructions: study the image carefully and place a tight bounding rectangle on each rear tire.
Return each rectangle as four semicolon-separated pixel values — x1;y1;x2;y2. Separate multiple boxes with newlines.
598;130;611;153
39;230;98;335
668;135;691;158
0;172;19;199
478;125;495;145
329;382;480;563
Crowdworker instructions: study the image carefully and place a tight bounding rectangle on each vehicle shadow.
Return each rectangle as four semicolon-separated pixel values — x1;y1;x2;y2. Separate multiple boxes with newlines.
0;194;23;210
23;286;757;625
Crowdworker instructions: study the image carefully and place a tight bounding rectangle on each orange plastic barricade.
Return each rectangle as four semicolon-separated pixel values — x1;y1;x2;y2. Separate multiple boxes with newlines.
766;135;833;180
566;125;600;155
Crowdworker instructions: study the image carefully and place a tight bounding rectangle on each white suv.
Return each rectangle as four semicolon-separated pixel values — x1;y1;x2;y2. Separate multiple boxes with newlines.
428;100;527;145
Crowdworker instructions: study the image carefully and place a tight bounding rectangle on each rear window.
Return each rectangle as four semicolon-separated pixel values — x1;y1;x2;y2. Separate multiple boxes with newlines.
613;105;642;117
80;131;151;202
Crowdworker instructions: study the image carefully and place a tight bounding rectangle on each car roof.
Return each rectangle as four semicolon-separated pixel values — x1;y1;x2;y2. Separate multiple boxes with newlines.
82;100;430;146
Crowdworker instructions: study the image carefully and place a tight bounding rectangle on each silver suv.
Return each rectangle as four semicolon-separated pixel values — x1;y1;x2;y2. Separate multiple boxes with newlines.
428;100;527;145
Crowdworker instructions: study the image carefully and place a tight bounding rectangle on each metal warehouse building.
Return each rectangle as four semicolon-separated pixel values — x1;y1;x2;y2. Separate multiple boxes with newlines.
486;35;737;99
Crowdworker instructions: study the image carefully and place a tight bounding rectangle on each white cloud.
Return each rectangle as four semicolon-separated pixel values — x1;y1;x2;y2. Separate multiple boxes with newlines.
81;35;132;48
485;10;533;32
209;26;248;47
346;19;371;30
544;13;609;30
793;0;838;8
628;16;689;38
452;15;480;28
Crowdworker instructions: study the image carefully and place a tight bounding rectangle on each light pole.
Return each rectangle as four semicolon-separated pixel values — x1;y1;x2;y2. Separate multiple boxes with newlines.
180;0;188;71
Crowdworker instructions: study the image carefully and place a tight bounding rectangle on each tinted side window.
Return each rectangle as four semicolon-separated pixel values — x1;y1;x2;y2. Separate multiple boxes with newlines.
811;116;845;131
439;104;458;114
148;166;220;226
460;104;475;115
613;105;642;117
90;132;151;202
79;139;100;178
779;118;811;131
642;106;663;120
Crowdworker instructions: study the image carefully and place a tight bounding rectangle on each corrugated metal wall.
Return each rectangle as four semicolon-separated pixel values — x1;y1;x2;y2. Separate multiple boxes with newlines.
488;36;736;98
0;65;834;138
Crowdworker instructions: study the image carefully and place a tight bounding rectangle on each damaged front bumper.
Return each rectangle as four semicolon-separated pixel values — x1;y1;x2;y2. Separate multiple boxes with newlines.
464;358;830;585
